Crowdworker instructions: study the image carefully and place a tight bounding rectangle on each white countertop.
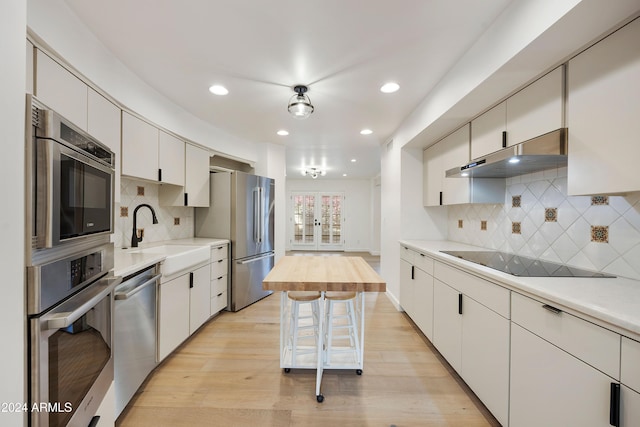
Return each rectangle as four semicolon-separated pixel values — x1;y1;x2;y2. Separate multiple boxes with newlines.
114;238;229;278
400;240;640;340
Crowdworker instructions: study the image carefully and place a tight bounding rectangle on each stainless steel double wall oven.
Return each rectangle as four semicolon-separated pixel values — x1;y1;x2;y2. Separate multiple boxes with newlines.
26;95;120;427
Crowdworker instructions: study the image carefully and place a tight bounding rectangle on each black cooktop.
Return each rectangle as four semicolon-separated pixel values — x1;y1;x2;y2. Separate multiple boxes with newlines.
440;251;615;278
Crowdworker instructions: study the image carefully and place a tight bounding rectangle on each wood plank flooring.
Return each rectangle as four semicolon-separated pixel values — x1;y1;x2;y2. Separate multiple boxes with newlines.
117;253;500;427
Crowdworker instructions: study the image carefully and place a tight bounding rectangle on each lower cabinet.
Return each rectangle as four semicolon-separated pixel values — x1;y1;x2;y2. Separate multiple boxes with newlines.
510;323;615;427
210;244;229;315
399;247;434;340
433;280;463;371
158;262;210;361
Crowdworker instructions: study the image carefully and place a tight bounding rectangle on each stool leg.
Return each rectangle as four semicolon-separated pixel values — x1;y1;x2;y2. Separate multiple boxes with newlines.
348;300;361;358
325;300;334;365
291;301;299;367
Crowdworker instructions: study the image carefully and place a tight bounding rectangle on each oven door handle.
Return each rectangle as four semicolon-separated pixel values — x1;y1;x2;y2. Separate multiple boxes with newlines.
35;137;55;249
46;276;121;330
114;274;161;300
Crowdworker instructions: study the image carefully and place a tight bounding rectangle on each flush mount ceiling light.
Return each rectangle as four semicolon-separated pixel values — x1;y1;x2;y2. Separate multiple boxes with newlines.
288;85;314;119
302;167;326;179
209;84;229;95
277;130;289;136
380;82;400;93
360;129;373;135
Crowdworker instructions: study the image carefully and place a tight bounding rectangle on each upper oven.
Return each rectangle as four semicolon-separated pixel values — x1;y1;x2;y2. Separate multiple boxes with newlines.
27;96;115;251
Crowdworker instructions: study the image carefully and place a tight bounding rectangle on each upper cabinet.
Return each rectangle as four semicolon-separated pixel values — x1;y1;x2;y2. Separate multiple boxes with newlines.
470;66;563;160
567;17;640;196
158;131;186;186
35;50;88;131
159;143;211;207
424;124;504;207
26;41;34;94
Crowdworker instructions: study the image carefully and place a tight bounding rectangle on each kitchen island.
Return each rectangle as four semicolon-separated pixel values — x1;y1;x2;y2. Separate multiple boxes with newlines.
262;255;386;402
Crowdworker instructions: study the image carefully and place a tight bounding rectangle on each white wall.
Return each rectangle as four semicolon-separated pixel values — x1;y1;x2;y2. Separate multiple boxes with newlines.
285;179;376;253
0;1;26;425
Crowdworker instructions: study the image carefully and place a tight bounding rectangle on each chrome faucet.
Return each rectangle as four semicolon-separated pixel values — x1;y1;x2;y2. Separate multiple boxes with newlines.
131;204;159;248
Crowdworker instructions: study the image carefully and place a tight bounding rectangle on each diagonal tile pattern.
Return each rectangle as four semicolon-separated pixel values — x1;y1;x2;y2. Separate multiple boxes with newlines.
448;167;640;280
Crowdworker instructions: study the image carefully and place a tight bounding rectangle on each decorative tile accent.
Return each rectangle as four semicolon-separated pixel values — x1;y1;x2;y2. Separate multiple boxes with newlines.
174;217;180;225
591;225;609;243
480;220;487;231
545;208;558;222
512;195;521;208
137;186;145;196
512;222;521;234
591;196;609;206
458;219;463;229
120;206;128;217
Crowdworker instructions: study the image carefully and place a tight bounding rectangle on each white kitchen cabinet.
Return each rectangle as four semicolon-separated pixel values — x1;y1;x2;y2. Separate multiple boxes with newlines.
159;143;211;207
122;112;159;182
210;244;229;315
510;323;615;427
26;40;34;94
621;385;640;427
471;102;506;160
35;49;88;130
506;66;563;146
424;124;503;207
88;89;121;203
158;262;210;361
567;17;640;195
510;292;621;427
400;247;435;341
399;258;414;315
621;337;640;427
158;131;185;186
433;262;510;426
189;263;211;334
470;66;563;160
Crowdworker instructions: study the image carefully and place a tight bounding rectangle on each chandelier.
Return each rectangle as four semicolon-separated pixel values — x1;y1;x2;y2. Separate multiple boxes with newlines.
288;85;314;119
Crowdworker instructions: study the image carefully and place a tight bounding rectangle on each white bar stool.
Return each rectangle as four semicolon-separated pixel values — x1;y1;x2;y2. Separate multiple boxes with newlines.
324;292;361;370
286;291;321;369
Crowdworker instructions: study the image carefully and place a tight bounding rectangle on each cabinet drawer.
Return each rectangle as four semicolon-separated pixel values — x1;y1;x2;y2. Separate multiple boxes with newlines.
211;258;228;278
511;292;620;379
622;337;640;393
413;252;433;275
400;245;415;263
434;262;510;318
211;290;227;314
211;275;227;296
211;245;228;262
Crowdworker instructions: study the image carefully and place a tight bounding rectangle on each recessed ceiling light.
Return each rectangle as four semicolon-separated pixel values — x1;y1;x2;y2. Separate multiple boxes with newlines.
343;174;347;177
360;129;373;135
351;159;357;163
209;85;229;96
380;82;400;93
277;130;289;136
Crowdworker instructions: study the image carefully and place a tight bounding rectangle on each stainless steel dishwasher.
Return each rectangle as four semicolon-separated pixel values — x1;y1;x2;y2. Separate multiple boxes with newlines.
114;264;161;417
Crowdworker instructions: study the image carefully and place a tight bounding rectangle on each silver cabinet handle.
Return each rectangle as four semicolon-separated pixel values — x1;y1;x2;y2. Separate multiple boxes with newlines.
46;276;121;329
114;274;161;300
542;304;562;315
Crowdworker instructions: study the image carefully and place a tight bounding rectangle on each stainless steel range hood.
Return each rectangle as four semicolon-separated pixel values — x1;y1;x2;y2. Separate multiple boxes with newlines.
446;128;568;178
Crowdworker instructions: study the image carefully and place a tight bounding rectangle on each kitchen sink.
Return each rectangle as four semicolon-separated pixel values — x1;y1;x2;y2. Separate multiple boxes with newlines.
129;244;210;276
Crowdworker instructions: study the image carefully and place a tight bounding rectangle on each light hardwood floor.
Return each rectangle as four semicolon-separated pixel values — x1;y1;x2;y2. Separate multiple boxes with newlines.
117;253;499;427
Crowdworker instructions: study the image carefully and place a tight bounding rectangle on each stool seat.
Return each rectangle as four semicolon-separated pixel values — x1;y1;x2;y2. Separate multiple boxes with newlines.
288;291;322;301
325;292;356;301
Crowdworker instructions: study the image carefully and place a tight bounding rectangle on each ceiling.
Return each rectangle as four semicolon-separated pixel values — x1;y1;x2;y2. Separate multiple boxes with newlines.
63;0;513;179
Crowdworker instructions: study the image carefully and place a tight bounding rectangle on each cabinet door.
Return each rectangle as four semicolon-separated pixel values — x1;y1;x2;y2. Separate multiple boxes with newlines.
423;142;445;207
621;385;640;427
158;131;185;186
510;323;614;427
26;40;34;94
189;263;211;334
461;296;510;426
432;279;462;372
506;66;563;145
35;49;88;130
413;267;434;341
158;274;190;361
399;259;415;317
185;144;210;207
470;102;505;159
567;18;640;195
441;125;470;205
122;112;159;182
88;89;121;203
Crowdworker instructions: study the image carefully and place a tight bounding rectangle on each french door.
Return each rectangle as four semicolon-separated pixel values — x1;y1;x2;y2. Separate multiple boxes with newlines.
290;192;344;251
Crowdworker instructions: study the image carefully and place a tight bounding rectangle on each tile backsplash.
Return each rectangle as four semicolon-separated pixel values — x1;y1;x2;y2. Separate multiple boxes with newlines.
448;167;640;280
114;177;194;249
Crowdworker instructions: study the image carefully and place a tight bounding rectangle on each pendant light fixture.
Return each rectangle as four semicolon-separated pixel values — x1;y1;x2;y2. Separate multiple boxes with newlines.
288;85;314;119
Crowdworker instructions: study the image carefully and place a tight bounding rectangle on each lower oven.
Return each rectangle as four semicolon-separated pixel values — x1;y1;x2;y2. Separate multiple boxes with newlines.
27;242;120;427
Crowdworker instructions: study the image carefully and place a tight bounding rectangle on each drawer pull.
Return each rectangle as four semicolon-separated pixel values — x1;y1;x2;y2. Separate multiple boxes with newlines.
458;293;463;315
610;382;620;426
217;292;223;297
542;304;562;315
411;265;415;280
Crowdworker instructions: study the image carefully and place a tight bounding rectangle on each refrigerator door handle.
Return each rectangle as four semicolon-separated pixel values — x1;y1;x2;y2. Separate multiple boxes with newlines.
253;187;261;243
236;252;275;265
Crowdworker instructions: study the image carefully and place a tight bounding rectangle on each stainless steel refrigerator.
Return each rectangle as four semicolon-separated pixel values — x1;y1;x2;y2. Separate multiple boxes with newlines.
195;171;274;311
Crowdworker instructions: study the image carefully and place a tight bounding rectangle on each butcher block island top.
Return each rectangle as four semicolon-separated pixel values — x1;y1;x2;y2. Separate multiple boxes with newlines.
262;256;386;292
